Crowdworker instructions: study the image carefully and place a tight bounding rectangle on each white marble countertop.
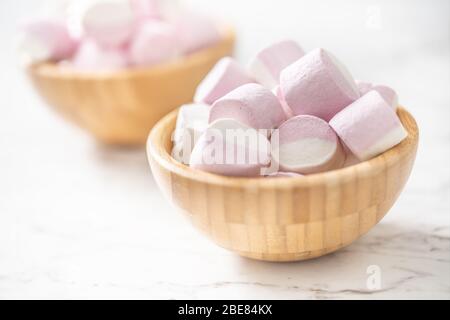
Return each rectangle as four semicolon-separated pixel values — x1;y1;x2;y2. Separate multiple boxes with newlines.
0;0;449;299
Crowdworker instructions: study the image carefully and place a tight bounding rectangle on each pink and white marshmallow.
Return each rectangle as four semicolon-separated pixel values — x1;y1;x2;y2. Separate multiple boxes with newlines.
209;83;286;133
356;80;398;109
194;57;255;105
172;103;211;164
18;18;77;62
271;115;344;174
330;90;407;161
81;0;136;48
129;21;179;67
71;39;128;71
189;118;271;177
280;48;360;121
248;40;305;89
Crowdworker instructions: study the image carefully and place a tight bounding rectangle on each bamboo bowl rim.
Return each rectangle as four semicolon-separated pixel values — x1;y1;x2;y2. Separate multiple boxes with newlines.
27;26;235;80
147;107;418;189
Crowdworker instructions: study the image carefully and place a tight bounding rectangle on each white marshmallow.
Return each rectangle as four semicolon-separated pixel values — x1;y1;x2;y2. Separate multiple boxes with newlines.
194;57;255;105
271;115;344;174
209;83;286;133
266;172;303;178
81;0;135;48
171;103;211;164
248;40;304;89
71;39;128;71
17;18;77;63
280;48;360;121
190;118;271;177
330;90;407;161
129;21;179;67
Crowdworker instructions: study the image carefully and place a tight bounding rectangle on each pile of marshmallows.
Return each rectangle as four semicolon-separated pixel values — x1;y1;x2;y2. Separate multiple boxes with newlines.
17;0;221;70
171;40;407;177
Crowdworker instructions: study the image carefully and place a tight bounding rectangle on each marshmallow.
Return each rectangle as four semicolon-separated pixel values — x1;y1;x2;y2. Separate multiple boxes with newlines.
81;0;135;48
266;172;303;178
194;57;255;105
18;18;77;62
271;115;344;174
174;12;221;55
356;80;372;95
248;40;305;89
209;83;286;133
373;84;398;109
190;118;271;177
356;81;398;109
171;103;211;164
274;85;294;119
280;48;360;121
130;0;163;20
330;90;407;161
129;21;179;67
342;144;360;167
71;39;128;71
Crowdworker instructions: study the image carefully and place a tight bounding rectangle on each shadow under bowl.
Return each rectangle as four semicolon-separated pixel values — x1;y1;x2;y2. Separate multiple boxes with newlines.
27;28;235;146
146;107;419;262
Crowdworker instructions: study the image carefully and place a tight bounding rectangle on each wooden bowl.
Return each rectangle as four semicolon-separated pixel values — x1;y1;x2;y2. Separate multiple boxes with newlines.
27;28;235;145
147;107;419;262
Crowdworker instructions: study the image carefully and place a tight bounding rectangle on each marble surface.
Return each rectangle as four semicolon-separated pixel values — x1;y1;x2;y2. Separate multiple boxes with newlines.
0;0;449;299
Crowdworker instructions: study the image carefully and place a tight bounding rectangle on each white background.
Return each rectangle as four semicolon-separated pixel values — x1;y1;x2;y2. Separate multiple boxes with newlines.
0;0;449;299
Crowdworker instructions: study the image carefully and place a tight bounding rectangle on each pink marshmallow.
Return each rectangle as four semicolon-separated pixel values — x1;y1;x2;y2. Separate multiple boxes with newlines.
373;84;398;109
209;83;286;133
129;21;179;67
274;85;294;119
189;118;271;177
174;12;221;55
341;143;361;167
194;57;255;105
71;39;129;71
248;40;305;89
280;48;360;121
356;80;373;95
356;81;398;109
329;90;407;161
81;0;136;48
271;115;344;174
18;18;77;62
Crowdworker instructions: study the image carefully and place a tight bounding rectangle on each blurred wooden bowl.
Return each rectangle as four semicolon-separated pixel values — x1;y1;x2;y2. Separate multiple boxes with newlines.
27;28;235;145
147;107;419;262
